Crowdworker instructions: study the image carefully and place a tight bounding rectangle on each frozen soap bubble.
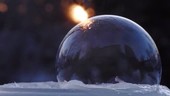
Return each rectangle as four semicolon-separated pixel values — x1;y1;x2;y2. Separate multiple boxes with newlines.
56;15;162;85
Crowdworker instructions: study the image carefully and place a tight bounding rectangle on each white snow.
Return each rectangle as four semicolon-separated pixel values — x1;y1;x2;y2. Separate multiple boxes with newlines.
0;80;170;96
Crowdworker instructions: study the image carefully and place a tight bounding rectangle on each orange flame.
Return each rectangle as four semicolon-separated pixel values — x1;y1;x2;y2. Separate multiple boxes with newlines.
69;4;88;23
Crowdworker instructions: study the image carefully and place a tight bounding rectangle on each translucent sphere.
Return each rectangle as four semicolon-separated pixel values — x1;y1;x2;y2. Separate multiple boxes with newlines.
56;15;162;84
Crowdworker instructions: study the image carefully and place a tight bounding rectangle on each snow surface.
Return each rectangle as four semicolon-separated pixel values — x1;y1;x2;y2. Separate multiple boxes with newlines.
0;80;170;96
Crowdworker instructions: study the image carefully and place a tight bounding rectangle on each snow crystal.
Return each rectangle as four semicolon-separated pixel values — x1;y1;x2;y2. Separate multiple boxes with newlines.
0;80;169;96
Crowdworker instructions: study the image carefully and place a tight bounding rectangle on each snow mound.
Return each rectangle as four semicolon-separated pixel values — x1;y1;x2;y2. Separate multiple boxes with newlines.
0;80;170;96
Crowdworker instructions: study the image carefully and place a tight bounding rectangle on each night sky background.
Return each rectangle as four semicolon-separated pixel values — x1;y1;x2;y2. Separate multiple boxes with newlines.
0;0;170;87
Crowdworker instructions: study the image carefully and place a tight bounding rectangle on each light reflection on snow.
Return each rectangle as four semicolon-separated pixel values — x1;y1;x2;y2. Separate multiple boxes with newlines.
0;80;170;96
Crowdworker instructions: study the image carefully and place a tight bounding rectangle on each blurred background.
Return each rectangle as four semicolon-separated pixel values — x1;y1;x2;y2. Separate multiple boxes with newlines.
0;0;169;87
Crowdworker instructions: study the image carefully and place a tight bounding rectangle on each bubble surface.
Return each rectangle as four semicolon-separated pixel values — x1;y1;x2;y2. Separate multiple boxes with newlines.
56;15;162;84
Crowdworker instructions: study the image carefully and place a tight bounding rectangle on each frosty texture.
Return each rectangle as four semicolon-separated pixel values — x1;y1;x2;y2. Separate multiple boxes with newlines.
56;15;162;84
0;80;170;96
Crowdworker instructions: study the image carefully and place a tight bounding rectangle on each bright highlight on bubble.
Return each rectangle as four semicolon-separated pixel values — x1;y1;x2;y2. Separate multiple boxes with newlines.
69;4;88;23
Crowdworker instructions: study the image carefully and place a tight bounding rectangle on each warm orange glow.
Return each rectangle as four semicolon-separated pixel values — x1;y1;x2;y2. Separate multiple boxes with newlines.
69;4;88;23
81;19;93;30
0;3;8;13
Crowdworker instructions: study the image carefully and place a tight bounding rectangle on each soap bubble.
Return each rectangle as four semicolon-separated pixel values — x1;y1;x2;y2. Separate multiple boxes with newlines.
56;15;162;84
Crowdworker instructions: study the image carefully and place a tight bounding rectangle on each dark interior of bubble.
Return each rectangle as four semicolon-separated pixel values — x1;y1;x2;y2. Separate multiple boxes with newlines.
56;15;162;85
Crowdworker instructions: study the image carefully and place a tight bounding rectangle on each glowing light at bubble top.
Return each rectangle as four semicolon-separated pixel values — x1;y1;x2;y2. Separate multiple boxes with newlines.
69;4;88;23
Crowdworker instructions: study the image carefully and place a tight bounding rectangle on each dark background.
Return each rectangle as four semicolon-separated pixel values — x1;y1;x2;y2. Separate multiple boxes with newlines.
0;0;169;87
